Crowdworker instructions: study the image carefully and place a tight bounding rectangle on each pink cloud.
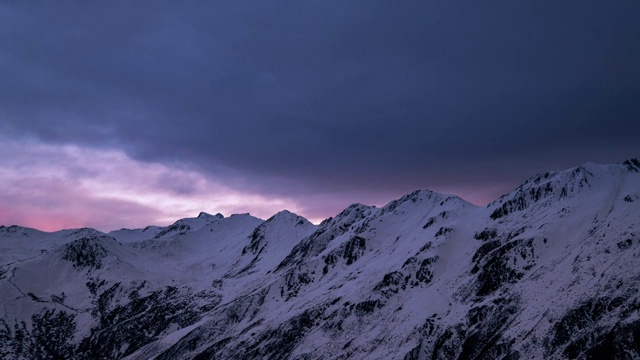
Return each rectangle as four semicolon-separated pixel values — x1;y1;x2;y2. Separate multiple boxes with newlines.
0;176;166;231
0;138;304;231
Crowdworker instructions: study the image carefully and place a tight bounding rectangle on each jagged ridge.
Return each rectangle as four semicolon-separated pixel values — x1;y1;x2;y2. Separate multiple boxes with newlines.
0;159;639;359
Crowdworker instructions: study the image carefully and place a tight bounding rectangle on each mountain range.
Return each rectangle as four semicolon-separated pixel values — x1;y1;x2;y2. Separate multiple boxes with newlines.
1;159;640;359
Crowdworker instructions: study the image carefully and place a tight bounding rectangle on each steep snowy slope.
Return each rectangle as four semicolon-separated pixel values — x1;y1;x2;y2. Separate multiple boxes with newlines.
1;159;639;360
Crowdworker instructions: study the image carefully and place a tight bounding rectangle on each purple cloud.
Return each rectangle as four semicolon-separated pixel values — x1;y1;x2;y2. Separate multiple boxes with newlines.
0;138;306;231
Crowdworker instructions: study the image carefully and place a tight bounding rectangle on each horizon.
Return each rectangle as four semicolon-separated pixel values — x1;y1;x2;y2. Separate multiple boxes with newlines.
2;157;637;233
1;1;639;232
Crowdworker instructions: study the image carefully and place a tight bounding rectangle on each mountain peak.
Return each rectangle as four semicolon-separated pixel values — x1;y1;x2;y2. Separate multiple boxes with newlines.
197;211;224;219
380;189;471;217
338;203;375;216
274;209;294;217
271;209;304;220
489;160;639;220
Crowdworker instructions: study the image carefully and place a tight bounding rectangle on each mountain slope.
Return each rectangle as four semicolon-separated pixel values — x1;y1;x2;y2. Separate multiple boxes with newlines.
1;159;639;359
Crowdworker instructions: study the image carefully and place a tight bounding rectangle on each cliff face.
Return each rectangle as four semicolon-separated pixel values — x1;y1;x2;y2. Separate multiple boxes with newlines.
1;160;640;360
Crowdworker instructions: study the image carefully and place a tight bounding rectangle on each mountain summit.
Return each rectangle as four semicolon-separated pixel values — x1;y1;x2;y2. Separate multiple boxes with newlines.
1;160;639;359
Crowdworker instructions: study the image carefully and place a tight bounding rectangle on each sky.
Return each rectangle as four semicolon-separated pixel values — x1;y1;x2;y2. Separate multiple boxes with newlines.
1;1;639;232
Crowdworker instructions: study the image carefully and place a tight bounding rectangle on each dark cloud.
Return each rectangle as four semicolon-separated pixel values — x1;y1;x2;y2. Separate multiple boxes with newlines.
1;0;639;204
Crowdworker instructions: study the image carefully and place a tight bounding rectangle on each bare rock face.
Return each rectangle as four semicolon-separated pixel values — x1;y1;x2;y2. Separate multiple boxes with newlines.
62;236;112;270
1;160;640;359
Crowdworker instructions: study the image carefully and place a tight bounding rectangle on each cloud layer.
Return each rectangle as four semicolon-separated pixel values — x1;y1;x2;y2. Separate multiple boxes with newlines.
1;1;639;230
0;138;305;231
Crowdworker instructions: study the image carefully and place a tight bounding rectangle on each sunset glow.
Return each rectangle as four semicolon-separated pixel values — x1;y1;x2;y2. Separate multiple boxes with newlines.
0;137;307;231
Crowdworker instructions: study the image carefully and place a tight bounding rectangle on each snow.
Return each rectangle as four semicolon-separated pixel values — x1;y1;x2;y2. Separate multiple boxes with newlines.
1;160;640;359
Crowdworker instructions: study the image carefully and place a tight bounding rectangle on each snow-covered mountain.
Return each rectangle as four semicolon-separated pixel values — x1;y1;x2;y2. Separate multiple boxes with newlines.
1;159;640;359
